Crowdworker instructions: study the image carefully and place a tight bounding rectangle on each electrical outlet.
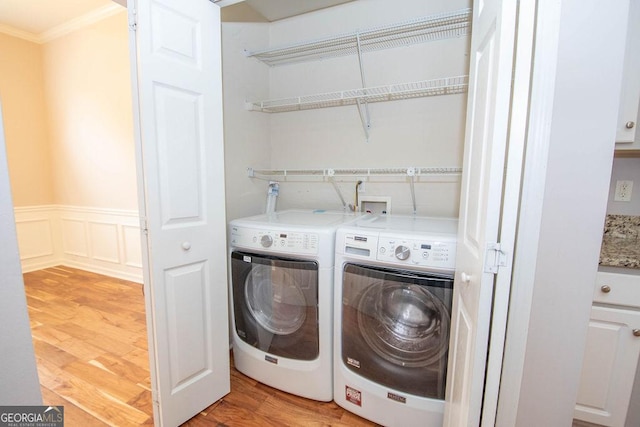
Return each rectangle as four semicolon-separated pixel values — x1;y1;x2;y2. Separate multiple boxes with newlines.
614;180;633;202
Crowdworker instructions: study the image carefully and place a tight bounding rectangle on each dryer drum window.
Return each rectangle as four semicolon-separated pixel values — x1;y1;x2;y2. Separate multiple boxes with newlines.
231;251;320;361
245;264;307;335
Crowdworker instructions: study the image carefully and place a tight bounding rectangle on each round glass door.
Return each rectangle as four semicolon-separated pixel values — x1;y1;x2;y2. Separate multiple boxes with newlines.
245;264;307;335
357;282;450;367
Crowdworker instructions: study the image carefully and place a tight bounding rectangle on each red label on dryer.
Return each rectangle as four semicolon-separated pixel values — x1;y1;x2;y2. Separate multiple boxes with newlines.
345;386;362;407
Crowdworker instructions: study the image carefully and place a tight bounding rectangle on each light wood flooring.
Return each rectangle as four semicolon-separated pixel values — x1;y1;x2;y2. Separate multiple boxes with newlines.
25;266;377;426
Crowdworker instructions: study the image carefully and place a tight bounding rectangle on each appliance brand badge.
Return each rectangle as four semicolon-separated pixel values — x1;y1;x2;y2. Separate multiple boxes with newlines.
243;255;251;263
345;386;362;407
265;355;278;364
346;357;361;369
387;392;406;404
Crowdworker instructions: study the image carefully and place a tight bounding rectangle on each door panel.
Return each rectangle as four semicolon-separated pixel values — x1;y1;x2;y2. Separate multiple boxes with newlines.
444;0;518;425
130;0;229;425
165;262;209;389
155;86;204;224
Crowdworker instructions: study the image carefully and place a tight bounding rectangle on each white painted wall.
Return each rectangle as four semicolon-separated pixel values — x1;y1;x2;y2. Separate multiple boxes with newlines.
222;22;271;221
0;101;42;405
223;0;471;218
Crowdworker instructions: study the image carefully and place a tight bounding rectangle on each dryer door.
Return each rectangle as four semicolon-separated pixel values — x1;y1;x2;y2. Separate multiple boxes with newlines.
341;263;453;399
231;251;319;360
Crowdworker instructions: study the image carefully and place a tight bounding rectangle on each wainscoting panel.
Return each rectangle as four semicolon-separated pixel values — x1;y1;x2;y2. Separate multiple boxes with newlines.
123;224;143;268
14;206;58;272
14;205;143;283
88;221;121;264
61;217;89;257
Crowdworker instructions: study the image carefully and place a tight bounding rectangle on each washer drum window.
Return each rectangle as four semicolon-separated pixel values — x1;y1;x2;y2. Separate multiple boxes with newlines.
341;263;453;399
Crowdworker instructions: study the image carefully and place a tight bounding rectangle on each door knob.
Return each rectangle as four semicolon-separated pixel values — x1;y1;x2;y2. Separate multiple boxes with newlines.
625;121;635;129
181;241;191;251
600;285;611;293
633;329;640;337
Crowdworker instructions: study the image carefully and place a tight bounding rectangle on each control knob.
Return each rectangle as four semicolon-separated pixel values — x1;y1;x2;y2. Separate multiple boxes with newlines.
395;245;410;261
260;235;273;248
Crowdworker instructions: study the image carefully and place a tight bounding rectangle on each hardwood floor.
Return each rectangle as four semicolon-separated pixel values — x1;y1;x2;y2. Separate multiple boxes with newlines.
25;266;378;427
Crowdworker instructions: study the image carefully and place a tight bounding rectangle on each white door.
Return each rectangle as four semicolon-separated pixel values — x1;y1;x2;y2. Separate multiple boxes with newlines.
444;0;519;425
129;0;230;425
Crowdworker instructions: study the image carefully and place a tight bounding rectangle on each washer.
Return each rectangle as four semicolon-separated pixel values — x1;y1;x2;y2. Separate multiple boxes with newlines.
228;209;365;401
333;214;457;426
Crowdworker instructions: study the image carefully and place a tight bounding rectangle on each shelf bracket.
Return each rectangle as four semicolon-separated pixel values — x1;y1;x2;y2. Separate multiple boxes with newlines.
355;32;371;142
328;171;350;211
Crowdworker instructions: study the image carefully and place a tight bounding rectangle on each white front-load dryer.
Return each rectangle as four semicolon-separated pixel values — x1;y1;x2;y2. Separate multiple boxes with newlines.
228;209;365;401
333;214;458;426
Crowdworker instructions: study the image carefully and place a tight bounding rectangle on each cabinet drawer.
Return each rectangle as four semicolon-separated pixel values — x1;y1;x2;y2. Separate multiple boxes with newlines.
594;272;640;308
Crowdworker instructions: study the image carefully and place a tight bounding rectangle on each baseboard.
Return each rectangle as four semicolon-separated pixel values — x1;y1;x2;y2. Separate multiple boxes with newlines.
60;260;143;284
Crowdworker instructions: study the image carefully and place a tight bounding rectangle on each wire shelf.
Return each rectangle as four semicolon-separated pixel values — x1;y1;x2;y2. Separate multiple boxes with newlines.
245;8;472;66
246;75;468;113
248;167;462;181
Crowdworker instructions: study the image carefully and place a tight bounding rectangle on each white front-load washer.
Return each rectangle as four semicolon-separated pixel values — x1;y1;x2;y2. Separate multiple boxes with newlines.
228;209;365;401
333;214;458;426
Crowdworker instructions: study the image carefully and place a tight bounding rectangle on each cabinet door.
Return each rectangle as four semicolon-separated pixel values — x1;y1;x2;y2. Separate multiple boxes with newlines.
574;306;640;426
616;0;640;148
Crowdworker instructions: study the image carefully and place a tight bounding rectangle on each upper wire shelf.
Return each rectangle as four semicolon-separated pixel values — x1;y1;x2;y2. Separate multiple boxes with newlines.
246;75;469;113
245;8;472;66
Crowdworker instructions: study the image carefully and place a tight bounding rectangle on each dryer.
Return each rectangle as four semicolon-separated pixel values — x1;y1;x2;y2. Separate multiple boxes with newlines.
333;214;457;426
228;209;364;401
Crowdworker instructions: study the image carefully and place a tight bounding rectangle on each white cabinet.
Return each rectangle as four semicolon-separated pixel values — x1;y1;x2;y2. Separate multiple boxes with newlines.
616;0;640;150
575;272;640;426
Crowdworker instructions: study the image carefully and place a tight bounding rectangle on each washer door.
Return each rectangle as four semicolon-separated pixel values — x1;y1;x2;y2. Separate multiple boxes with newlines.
245;263;307;335
231;251;319;360
358;282;450;368
341;263;453;399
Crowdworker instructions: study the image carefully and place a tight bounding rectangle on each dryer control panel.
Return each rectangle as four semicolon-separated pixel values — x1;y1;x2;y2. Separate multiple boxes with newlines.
377;235;456;269
230;226;319;255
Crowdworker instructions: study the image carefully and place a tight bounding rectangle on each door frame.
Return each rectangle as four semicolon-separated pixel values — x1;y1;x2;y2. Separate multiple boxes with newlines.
495;0;629;424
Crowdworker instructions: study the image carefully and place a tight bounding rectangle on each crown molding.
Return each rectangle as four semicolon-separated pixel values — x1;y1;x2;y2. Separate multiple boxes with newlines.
0;3;124;45
0;23;41;44
40;3;124;43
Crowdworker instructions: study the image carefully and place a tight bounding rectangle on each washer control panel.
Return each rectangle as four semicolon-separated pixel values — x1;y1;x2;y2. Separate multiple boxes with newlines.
230;226;319;255
377;236;456;269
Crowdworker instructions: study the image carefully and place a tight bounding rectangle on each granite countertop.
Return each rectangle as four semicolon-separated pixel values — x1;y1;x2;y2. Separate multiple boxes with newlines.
599;215;640;269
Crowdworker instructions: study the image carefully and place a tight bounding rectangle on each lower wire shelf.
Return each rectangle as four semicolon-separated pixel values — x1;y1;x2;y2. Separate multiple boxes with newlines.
247;167;462;181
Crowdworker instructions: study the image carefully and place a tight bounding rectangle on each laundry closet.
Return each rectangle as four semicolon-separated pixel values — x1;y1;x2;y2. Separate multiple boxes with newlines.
220;0;471;221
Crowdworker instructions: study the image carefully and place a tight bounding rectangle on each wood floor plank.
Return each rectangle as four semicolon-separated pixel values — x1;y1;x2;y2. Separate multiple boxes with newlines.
41;386;109;427
54;338;107;361
62;360;147;403
32;338;78;368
